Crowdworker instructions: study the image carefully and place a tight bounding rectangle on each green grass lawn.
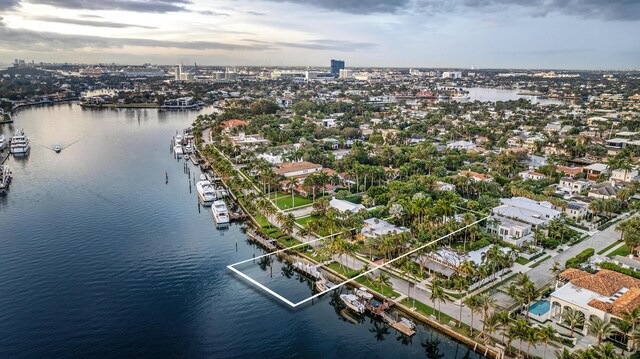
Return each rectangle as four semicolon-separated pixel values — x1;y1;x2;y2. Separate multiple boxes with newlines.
353;276;400;298
400;298;471;335
515;257;531;265
296;215;320;226
272;195;313;210
327;261;361;278
530;255;552;268
598;240;623;255
610;244;630;257
253;213;272;228
276;235;302;248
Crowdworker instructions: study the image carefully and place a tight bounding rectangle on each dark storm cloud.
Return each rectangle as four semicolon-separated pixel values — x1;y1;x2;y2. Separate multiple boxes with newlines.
265;0;640;21
0;19;272;51
25;0;191;13
31;15;157;28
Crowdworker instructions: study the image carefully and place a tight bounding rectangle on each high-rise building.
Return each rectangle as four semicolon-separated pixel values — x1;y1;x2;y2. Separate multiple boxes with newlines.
174;64;182;81
330;59;344;78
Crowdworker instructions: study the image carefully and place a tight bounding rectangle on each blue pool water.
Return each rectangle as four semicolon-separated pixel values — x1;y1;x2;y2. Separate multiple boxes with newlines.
529;300;551;316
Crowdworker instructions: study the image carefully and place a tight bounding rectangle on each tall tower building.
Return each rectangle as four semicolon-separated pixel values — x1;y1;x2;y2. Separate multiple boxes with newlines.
175;64;182;81
330;59;344;78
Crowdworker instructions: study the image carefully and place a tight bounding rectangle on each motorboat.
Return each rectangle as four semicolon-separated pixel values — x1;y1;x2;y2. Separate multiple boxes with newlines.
211;199;230;225
54;145;62;153
10;129;30;155
173;144;183;157
196;180;216;205
452;94;470;101
315;279;335;293
356;287;374;302
340;294;365;315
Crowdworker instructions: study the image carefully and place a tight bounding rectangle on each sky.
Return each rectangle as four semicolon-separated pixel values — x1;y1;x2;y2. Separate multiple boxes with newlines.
0;0;638;69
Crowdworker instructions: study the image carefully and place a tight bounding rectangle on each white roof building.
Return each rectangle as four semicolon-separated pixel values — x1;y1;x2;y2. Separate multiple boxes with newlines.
329;197;365;214
361;218;409;238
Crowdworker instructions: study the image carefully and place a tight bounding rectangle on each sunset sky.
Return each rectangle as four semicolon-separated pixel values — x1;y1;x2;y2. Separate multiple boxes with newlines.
0;0;638;69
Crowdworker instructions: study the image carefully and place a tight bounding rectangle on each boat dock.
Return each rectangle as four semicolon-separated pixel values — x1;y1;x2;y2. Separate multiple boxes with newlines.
380;311;416;336
292;261;323;279
0;149;9;165
247;231;277;251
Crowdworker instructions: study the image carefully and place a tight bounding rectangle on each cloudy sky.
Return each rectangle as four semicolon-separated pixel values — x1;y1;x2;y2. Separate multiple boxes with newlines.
0;0;638;69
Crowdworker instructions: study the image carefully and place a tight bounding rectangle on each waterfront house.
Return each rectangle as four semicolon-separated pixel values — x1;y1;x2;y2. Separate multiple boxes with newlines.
273;161;323;178
361;218;409;239
487;197;561;246
549;268;640;346
329;197;365;215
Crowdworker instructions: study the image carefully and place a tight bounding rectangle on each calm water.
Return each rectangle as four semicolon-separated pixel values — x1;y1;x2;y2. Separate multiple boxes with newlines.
462;87;564;105
0;103;483;358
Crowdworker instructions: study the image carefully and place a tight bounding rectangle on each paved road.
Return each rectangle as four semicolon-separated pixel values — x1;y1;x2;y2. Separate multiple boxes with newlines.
493;212;634;310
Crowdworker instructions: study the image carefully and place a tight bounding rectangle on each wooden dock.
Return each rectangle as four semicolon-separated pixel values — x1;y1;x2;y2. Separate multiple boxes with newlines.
0;150;9;165
247;231;277;251
380;311;416;336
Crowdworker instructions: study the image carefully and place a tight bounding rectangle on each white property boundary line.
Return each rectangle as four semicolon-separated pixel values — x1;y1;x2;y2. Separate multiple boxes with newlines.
228;216;489;308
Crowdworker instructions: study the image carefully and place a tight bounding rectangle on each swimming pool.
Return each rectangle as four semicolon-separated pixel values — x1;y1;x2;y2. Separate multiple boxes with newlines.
529;300;551;316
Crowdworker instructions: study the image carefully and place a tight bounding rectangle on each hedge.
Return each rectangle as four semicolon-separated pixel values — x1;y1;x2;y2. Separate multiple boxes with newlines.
600;262;640;280
467;238;492;251
566;248;594;268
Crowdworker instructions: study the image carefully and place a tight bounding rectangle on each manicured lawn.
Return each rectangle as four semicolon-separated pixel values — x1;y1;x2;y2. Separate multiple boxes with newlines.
296;215;320;226
343;195;363;204
400;298;471;335
276;235;302;248
530;255;552;268
272;195;313;210
253;213;272;228
610;244;630;257
353;275;400;298
515;257;531;265
598;240;622;255
327;261;361;278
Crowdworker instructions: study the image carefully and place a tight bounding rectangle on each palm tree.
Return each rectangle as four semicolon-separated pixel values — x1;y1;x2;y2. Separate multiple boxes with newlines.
508;318;529;355
429;280;448;322
481;312;500;343
372;271;392;294
452;276;468;327
463;295;482;337
537;324;559;358
595;341;621;359
281;213;296;238
477;293;495;335
587;316;613;345
561;307;585;337
617;320;632;353
525;327;538;357
622;307;640;349
554;348;573;359
496;311;511;344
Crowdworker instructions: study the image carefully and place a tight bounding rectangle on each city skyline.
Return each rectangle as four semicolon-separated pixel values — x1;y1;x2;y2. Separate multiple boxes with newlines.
0;0;638;69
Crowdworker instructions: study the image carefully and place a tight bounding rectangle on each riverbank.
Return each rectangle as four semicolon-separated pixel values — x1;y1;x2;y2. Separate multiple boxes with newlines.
80;103;160;109
194;133;499;358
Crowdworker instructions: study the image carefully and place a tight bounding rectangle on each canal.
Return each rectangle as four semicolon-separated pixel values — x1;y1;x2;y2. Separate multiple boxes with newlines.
0;103;484;358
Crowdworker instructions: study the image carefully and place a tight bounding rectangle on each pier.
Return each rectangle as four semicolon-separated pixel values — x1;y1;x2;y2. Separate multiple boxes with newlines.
247;231;277;251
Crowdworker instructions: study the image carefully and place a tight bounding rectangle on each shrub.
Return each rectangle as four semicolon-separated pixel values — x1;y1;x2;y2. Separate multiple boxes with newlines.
565;248;594;268
466;238;491;251
600;262;640;280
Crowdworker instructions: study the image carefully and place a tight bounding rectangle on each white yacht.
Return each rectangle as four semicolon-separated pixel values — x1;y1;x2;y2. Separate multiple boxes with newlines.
340;294;365;315
173;144;183;157
211;200;230;225
0;134;7;150
196;180;216;205
452;94;470;101
10;129;30;155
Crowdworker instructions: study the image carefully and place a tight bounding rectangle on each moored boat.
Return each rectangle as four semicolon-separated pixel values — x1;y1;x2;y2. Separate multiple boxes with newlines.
0;134;7;150
340;293;365;315
315;279;335;293
212;199;230;225
10;129;30;155
196;180;216;205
